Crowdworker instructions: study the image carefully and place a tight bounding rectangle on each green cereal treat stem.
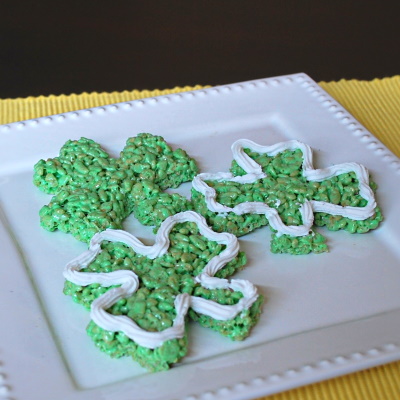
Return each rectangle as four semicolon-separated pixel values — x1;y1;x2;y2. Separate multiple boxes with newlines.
270;230;328;255
189;295;264;341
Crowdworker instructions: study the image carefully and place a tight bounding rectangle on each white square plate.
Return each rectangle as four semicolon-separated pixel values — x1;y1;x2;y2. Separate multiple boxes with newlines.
1;74;399;400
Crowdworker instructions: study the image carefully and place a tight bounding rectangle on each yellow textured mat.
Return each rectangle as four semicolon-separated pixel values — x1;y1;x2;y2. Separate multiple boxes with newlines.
1;77;399;400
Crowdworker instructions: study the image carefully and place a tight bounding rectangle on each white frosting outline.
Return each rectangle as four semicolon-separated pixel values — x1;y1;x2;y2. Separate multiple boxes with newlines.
64;211;259;349
192;139;377;237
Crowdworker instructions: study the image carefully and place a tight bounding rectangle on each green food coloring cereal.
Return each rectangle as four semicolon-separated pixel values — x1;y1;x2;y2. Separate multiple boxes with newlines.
34;133;198;242
64;221;263;371
192;147;383;255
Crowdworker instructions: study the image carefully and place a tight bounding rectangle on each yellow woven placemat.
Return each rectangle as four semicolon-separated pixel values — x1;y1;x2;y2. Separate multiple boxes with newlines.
1;77;399;399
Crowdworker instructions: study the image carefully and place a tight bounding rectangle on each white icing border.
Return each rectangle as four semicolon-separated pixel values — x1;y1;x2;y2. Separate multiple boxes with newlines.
64;211;259;349
192;139;377;237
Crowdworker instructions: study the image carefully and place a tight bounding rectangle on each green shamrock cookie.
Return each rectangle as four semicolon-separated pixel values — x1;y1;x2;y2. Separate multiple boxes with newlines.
63;211;263;371
191;139;383;255
33;133;198;242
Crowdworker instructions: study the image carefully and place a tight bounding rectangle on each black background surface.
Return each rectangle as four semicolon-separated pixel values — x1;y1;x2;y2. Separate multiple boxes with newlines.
1;1;399;99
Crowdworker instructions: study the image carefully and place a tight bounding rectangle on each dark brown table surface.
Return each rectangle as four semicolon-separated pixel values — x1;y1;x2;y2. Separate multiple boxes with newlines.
1;2;399;99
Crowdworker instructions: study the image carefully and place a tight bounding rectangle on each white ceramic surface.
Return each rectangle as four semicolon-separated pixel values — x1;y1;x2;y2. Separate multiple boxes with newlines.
0;73;399;400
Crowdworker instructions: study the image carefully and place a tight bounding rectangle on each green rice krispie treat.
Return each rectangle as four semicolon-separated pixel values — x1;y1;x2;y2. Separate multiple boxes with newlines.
64;211;263;371
33;133;198;242
191;139;382;255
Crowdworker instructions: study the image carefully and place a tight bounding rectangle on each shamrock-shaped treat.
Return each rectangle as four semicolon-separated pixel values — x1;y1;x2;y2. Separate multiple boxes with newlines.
34;133;198;242
192;139;382;255
64;211;263;371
